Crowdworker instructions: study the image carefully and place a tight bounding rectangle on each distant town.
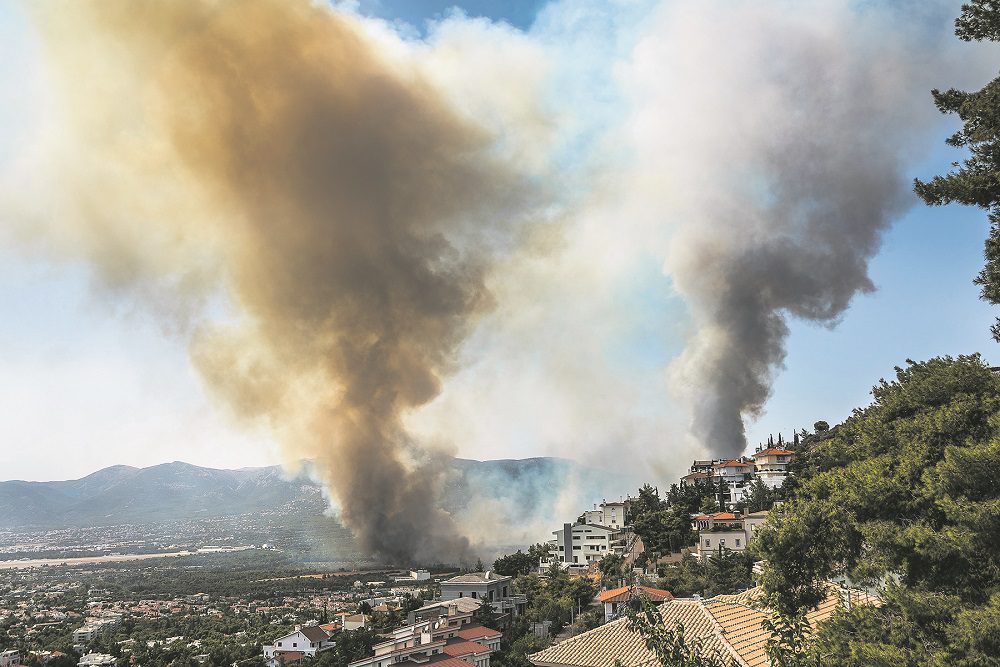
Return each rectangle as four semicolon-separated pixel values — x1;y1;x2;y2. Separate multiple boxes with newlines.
1;436;853;667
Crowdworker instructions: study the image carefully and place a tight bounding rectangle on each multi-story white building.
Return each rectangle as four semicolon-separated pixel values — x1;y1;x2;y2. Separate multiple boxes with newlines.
440;572;526;618
597;500;626;530
394;570;431;584
549;522;619;566
73;615;122;650
693;510;770;559
0;650;20;667
711;459;755;507
263;625;335;667
751;447;794;489
681;451;794;504
348;602;500;667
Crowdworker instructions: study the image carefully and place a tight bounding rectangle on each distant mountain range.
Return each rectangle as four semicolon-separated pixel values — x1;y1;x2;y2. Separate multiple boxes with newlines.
0;457;633;530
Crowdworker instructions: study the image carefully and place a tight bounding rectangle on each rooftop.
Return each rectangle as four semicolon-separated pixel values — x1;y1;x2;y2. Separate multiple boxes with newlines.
597;585;673;604
529;585;878;667
442;640;491;657
299;625;330;642
713;460;753;468
455;626;502;641
443;572;510;584
752;448;794;457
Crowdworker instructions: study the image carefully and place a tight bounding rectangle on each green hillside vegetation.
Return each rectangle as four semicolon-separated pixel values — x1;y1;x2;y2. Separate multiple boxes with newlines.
755;355;1000;665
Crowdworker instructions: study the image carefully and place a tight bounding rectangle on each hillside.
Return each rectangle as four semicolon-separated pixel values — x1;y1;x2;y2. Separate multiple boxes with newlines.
0;457;629;530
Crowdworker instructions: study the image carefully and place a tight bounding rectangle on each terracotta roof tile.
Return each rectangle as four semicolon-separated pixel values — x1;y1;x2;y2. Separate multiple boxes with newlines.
529;585;877;667
456;626;501;641
598;586;673;604
752;448;794;457
442;641;491;658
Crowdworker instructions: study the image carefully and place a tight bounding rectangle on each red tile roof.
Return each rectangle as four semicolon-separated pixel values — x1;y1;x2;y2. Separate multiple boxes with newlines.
713;460;753;468
443;640;491;657
416;656;477;667
274;651;305;664
456;626;501;641
752;448;794;457
694;512;739;522
598;585;673;604
420;654;475;667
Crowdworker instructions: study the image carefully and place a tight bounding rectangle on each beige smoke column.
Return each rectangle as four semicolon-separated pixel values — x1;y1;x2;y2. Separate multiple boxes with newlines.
23;0;537;563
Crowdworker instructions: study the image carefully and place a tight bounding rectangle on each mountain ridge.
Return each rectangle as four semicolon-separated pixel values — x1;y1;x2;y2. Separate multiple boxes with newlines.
0;456;627;531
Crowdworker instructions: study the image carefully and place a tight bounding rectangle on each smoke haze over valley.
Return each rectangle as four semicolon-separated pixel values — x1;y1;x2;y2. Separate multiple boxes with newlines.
2;0;999;562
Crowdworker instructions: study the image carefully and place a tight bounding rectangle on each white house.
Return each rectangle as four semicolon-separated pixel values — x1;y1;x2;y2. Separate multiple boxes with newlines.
0;650;20;667
697;528;748;558
598;500;626;530
694;510;771;559
349;602;498;667
751;448;794;489
549;522;619;566
73;615;122;650
597;585;673;622
263;625;335;666
440;572;526;618
341;613;369;631
78;655;116;667
711;459;755;507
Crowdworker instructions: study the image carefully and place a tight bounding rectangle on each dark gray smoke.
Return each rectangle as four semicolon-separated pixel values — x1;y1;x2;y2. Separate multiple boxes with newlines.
638;1;962;454
22;0;538;563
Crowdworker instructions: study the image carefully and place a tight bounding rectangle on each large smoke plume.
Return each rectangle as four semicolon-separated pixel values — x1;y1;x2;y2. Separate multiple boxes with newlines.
625;1;966;454
19;0;539;563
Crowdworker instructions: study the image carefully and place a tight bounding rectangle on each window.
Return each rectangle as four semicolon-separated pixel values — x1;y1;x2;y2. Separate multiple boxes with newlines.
459;592;463;598
735;539;741;547
704;539;710;547
503;586;508;597
278;643;282;647
720;540;725;546
472;592;478;599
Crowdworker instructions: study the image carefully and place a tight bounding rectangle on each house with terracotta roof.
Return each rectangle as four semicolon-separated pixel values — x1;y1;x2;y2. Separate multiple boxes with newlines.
751;448;794;489
679;471;710;486
597;585;673;622
349;596;500;667
528;585;878;667
263;624;335;667
712;459;756;507
691;510;770;559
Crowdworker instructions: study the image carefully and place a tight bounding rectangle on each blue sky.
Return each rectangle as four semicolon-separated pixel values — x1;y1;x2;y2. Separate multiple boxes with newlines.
0;0;996;483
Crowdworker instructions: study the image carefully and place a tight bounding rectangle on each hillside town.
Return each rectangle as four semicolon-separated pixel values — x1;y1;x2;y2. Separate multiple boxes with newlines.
0;438;846;667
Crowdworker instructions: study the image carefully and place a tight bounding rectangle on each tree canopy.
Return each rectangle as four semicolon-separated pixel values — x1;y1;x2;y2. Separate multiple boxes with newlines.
754;355;1000;664
915;1;1000;339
